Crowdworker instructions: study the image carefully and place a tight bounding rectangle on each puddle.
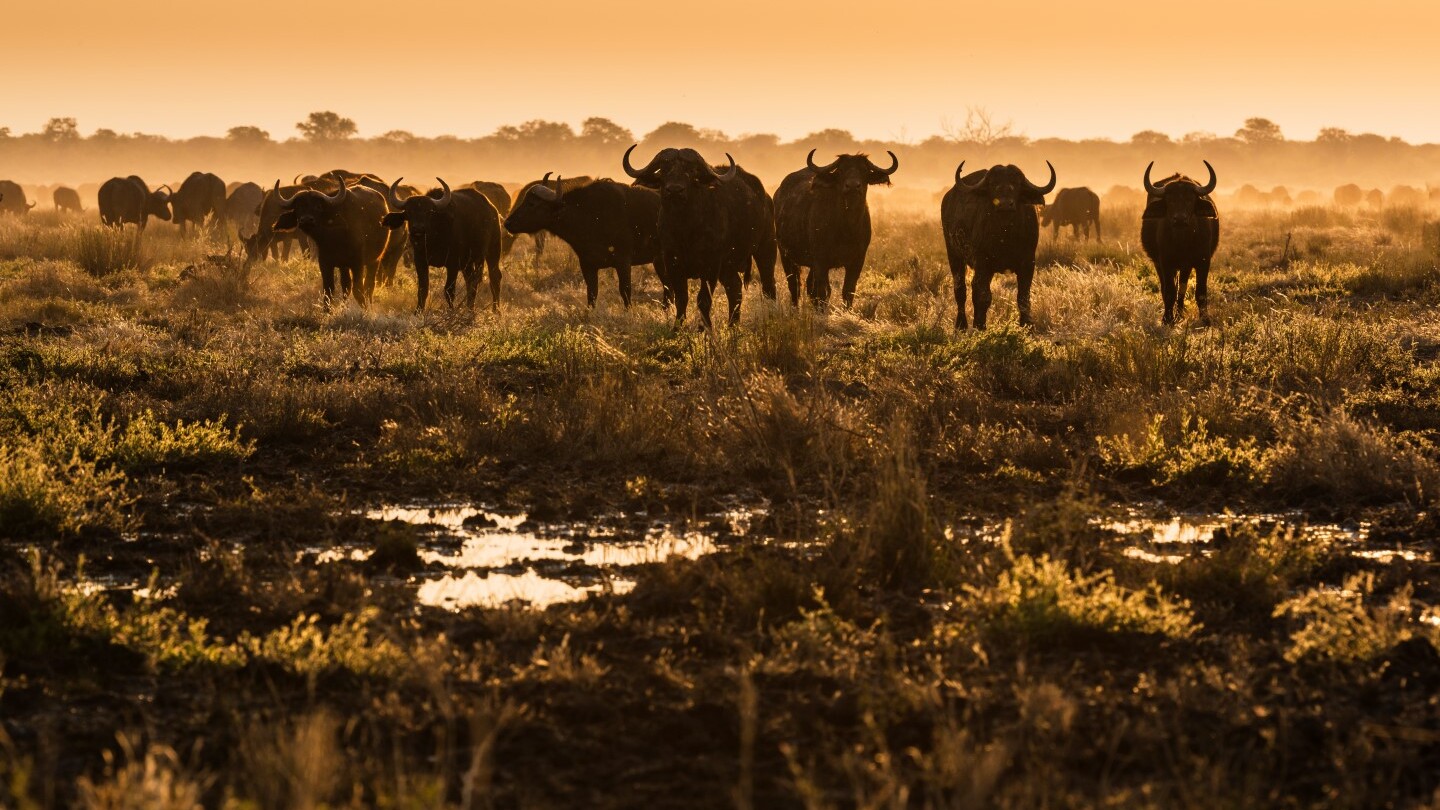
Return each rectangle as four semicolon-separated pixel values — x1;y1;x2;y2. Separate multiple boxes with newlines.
365;503;760;610
1100;510;1437;565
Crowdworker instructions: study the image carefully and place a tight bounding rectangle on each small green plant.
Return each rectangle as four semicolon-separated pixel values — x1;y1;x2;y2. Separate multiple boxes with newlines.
1276;573;1417;664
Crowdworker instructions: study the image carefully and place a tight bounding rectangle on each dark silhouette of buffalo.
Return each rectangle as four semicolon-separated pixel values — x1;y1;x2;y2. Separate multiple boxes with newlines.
624;146;777;328
466;180;516;255
271;174;392;306
98;177;171;229
1141;162;1220;325
243;182;312;264
223;182;264;238
1041;187;1101;241
941;161;1055;329
382;178;504;311
774;150;898;307
504;173;664;308
52;187;83;214
514;175;595;259
0;181;36;216
170;172;226;234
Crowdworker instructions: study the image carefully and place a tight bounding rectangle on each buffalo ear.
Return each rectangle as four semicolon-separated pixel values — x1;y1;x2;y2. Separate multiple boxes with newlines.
382;212;408;230
867;169;893;186
1022;189;1048;206
273;211;299;232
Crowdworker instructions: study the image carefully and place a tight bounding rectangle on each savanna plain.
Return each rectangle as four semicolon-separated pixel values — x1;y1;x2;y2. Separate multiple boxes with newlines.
3;197;1440;808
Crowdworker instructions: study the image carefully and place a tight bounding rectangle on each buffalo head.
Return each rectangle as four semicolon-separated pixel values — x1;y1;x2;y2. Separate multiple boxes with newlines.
148;184;173;221
503;172;564;235
1143;161;1217;226
955;162;1056;212
806;150;898;198
273;172;349;232
382;177;453;237
623;145;736;202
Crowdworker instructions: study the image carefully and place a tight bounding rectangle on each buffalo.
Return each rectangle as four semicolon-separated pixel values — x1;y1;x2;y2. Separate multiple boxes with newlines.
170;172;226;234
1140;162;1220;325
382;178;504;311
98;177;171;229
52;187;83;213
271;174;392;305
1334;184;1364;207
515;175;594;258
1366;188;1385;208
503;173;664;307
223;182;264;238
0;181;36;216
941;161;1056;329
624;146;777;328
242;182;311;264
1389;185;1426;208
1040;187;1101;241
774;150;898;307
467;181;515;255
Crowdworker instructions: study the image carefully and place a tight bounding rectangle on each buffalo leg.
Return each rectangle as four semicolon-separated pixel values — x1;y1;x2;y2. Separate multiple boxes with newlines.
1195;261;1211;324
841;262;864;309
721;272;743;326
462;263;480;308
673;278;689;328
696;280;715;330
779;254;802;307
1176;268;1192;318
1016;266;1035;327
416;265;430;311
951;269;969;330
971;270;995;329
444;267;460;308
755;250;777;300
1158;268;1178;325
616;262;633;308
361;263;376;306
486;246;502;312
581;265;600;308
321;265;338;305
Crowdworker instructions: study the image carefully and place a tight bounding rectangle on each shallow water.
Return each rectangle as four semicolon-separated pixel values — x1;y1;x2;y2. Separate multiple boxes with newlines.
366;503;758;609
1099;510;1431;565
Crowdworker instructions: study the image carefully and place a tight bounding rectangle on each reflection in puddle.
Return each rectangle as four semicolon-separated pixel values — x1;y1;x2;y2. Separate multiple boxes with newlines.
1102;512;1412;565
367;503;754;610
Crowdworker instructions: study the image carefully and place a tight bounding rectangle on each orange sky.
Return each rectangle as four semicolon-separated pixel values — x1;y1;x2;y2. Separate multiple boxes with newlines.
8;0;1438;143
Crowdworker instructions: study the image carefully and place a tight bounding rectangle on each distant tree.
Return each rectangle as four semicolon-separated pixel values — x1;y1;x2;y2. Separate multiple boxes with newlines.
227;125;271;143
736;133;781;150
1130;130;1172;146
90;128;120;142
579;117;632;146
642;122;706;146
1182;131;1219;144
493;120;575;143
803;128;858;149
940;106;1014;146
1235;117;1283;144
378;130;416;144
1316;127;1352;144
42;117;79;142
296;111;357;142
0;127;11;139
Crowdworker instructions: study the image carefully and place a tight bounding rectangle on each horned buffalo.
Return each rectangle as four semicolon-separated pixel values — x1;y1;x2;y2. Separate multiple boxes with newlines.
98;177;171;229
1141;162;1220;325
624;146;778;328
170;172;226;234
0;181;36;216
271;174;392;305
382;178;503;311
503;173;663;307
774;150;898;306
515;175;594;258
941;161;1056;329
52;187;83;213
242;182;310;264
1040;187;1101;241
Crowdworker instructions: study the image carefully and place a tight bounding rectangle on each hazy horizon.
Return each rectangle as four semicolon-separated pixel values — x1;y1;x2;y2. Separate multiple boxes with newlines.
9;0;1440;144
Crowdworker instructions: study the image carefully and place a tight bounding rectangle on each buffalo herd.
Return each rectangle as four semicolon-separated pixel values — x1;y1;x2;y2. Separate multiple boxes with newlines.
16;147;1342;329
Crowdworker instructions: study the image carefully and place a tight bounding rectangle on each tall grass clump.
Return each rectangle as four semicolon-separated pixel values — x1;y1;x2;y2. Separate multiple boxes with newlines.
68;226;150;277
1266;409;1439;505
0;441;128;539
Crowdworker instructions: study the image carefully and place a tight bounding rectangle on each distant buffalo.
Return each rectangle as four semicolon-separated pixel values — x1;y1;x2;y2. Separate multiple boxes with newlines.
774;150;898;306
223;182;264;237
941;161;1055;329
1388;185;1426;208
271;174;392;305
52;187;83;213
1365;188;1385;208
1334;184;1364;207
625;146;777;328
98;176;171;229
0;181;36;215
170;172;226;234
503;173;664;307
1141;162;1219;325
1104;185;1146;210
383;178;504;311
1040;187;1100;241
